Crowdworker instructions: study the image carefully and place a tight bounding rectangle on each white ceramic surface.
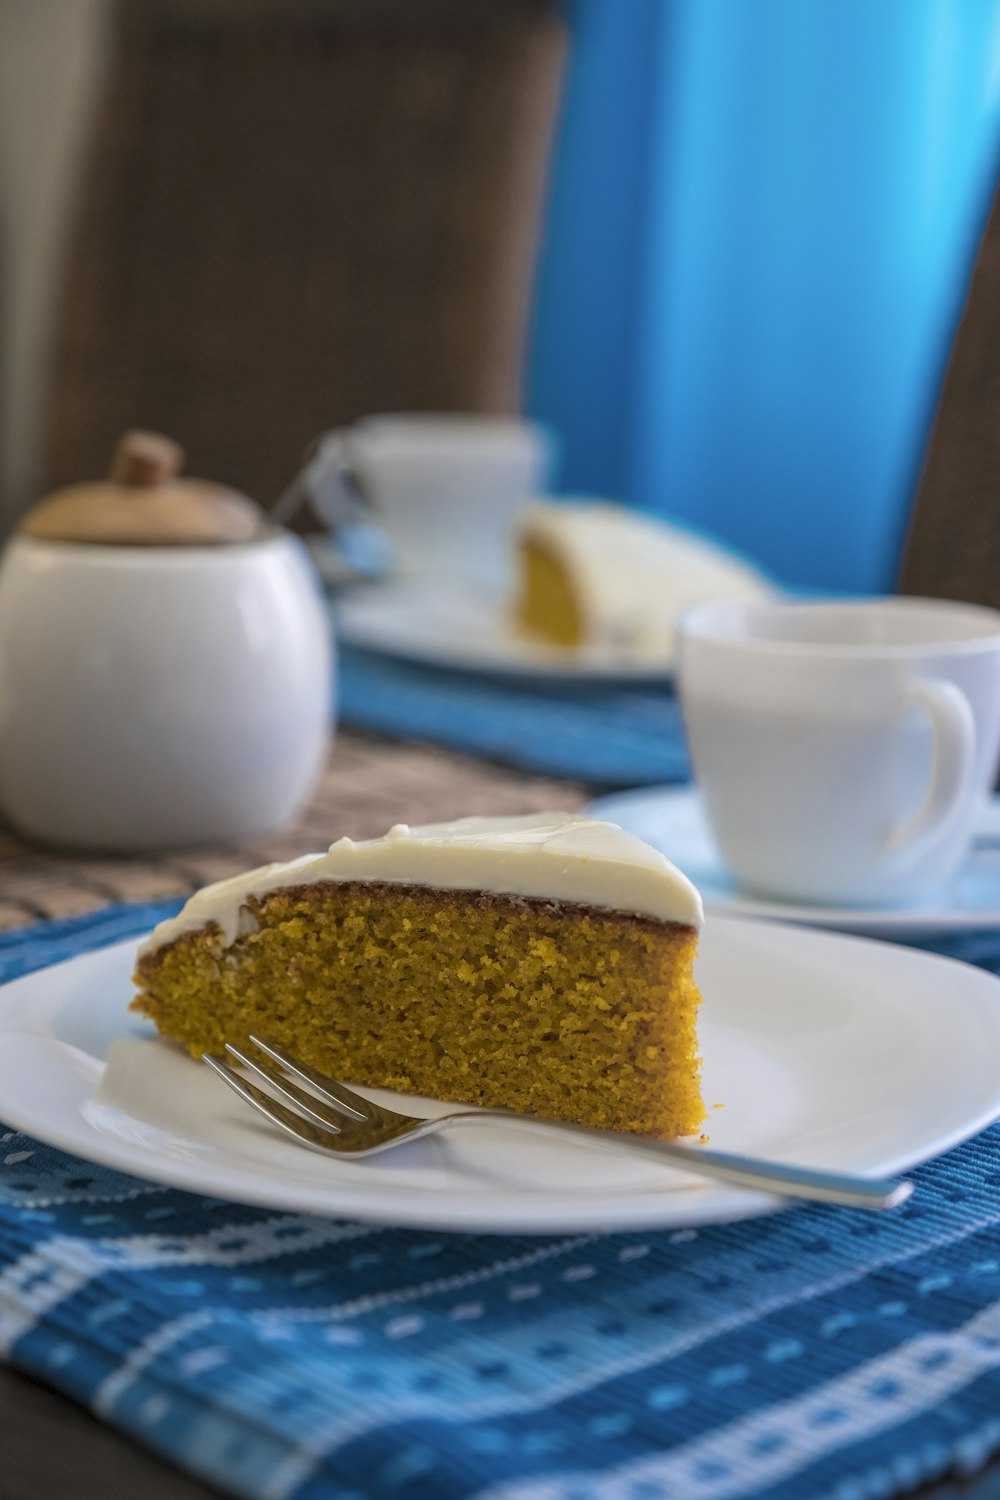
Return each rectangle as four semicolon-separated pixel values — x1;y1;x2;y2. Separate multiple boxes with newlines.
307;414;551;587
588;784;1000;939
1;918;998;1233
677;597;1000;907
0;531;333;851
335;576;675;681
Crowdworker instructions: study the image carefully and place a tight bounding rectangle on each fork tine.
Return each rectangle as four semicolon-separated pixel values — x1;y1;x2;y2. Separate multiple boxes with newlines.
248;1035;371;1121
203;1052;343;1142
223;1043;352;1133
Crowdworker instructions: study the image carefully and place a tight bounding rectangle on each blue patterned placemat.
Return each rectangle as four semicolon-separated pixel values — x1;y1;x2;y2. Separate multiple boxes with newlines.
337;646;690;787
4;905;1000;1500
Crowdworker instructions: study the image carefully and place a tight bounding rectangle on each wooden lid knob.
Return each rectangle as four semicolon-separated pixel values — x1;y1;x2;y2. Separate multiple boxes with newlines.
17;430;264;545
109;430;184;488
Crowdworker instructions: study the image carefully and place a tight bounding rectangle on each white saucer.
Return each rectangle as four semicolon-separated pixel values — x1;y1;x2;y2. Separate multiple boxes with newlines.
334;575;675;682
587;785;1000;939
2;919;999;1233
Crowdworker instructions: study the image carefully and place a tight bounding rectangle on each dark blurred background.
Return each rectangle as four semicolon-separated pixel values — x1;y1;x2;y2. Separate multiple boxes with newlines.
2;0;1000;597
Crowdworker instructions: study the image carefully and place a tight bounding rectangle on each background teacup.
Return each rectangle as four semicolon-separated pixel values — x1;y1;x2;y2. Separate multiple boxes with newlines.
677;597;1000;908
299;413;552;587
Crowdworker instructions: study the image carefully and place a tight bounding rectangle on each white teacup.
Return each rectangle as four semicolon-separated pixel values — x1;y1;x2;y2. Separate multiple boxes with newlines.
303;414;552;587
677;596;1000;907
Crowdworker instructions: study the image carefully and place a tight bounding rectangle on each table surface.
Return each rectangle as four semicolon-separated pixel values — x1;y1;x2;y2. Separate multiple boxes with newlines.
0;730;585;929
0;731;996;1500
0;731;585;1498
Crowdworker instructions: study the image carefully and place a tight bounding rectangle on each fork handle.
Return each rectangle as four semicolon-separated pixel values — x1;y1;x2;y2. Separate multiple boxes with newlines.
435;1113;912;1211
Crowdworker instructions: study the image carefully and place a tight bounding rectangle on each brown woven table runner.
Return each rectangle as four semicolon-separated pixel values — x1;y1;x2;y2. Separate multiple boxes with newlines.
0;732;586;931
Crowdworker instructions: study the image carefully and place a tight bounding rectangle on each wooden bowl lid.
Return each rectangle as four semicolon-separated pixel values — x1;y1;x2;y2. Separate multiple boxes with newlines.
19;432;264;545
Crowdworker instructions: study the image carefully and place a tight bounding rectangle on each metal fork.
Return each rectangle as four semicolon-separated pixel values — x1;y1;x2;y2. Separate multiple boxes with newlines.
203;1035;913;1211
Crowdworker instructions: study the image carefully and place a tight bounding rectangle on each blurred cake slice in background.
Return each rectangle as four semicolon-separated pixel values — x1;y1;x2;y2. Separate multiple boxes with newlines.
513;500;774;661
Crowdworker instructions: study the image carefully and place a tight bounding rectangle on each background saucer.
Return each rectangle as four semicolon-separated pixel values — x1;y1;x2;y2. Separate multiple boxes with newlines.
587;785;1000;939
334;575;676;682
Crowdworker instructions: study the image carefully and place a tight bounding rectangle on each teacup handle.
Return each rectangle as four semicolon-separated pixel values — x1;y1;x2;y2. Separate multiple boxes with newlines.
272;430;371;531
886;678;976;859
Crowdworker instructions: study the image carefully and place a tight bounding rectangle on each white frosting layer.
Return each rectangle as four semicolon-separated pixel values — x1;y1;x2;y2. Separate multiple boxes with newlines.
518;500;773;659
139;812;703;954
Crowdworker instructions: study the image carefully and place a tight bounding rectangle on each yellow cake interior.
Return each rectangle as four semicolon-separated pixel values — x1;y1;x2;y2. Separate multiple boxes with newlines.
133;880;704;1139
514;534;585;648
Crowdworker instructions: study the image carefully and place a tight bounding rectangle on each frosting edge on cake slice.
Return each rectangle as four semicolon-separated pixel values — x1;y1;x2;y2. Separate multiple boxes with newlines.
139;812;703;954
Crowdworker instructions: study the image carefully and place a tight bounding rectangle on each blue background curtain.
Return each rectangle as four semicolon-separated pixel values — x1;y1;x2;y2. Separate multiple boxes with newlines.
527;0;1000;593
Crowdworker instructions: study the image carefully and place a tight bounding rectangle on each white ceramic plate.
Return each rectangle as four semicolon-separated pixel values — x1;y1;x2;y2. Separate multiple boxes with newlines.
334;576;676;682
588;786;1000;940
1;918;999;1233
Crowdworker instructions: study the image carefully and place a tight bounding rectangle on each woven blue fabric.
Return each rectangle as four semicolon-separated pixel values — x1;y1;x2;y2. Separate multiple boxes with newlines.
337;646;690;786
4;905;1000;1500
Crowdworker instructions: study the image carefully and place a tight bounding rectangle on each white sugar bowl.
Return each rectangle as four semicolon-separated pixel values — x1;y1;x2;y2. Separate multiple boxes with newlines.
0;432;333;851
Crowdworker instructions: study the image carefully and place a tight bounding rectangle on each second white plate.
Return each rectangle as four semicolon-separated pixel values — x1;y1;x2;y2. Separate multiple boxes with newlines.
334;576;675;682
588;785;1000;939
0;917;998;1233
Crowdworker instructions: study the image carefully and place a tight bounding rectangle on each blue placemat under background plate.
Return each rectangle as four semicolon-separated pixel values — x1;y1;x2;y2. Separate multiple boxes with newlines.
337;645;690;787
4;905;1000;1498
331;570;851;788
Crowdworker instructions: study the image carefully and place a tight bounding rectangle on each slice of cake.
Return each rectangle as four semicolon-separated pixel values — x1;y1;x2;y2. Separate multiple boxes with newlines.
132;813;705;1138
514;499;773;660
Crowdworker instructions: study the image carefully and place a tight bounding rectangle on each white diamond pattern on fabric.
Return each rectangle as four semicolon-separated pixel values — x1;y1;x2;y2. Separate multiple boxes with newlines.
470;1299;1000;1500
